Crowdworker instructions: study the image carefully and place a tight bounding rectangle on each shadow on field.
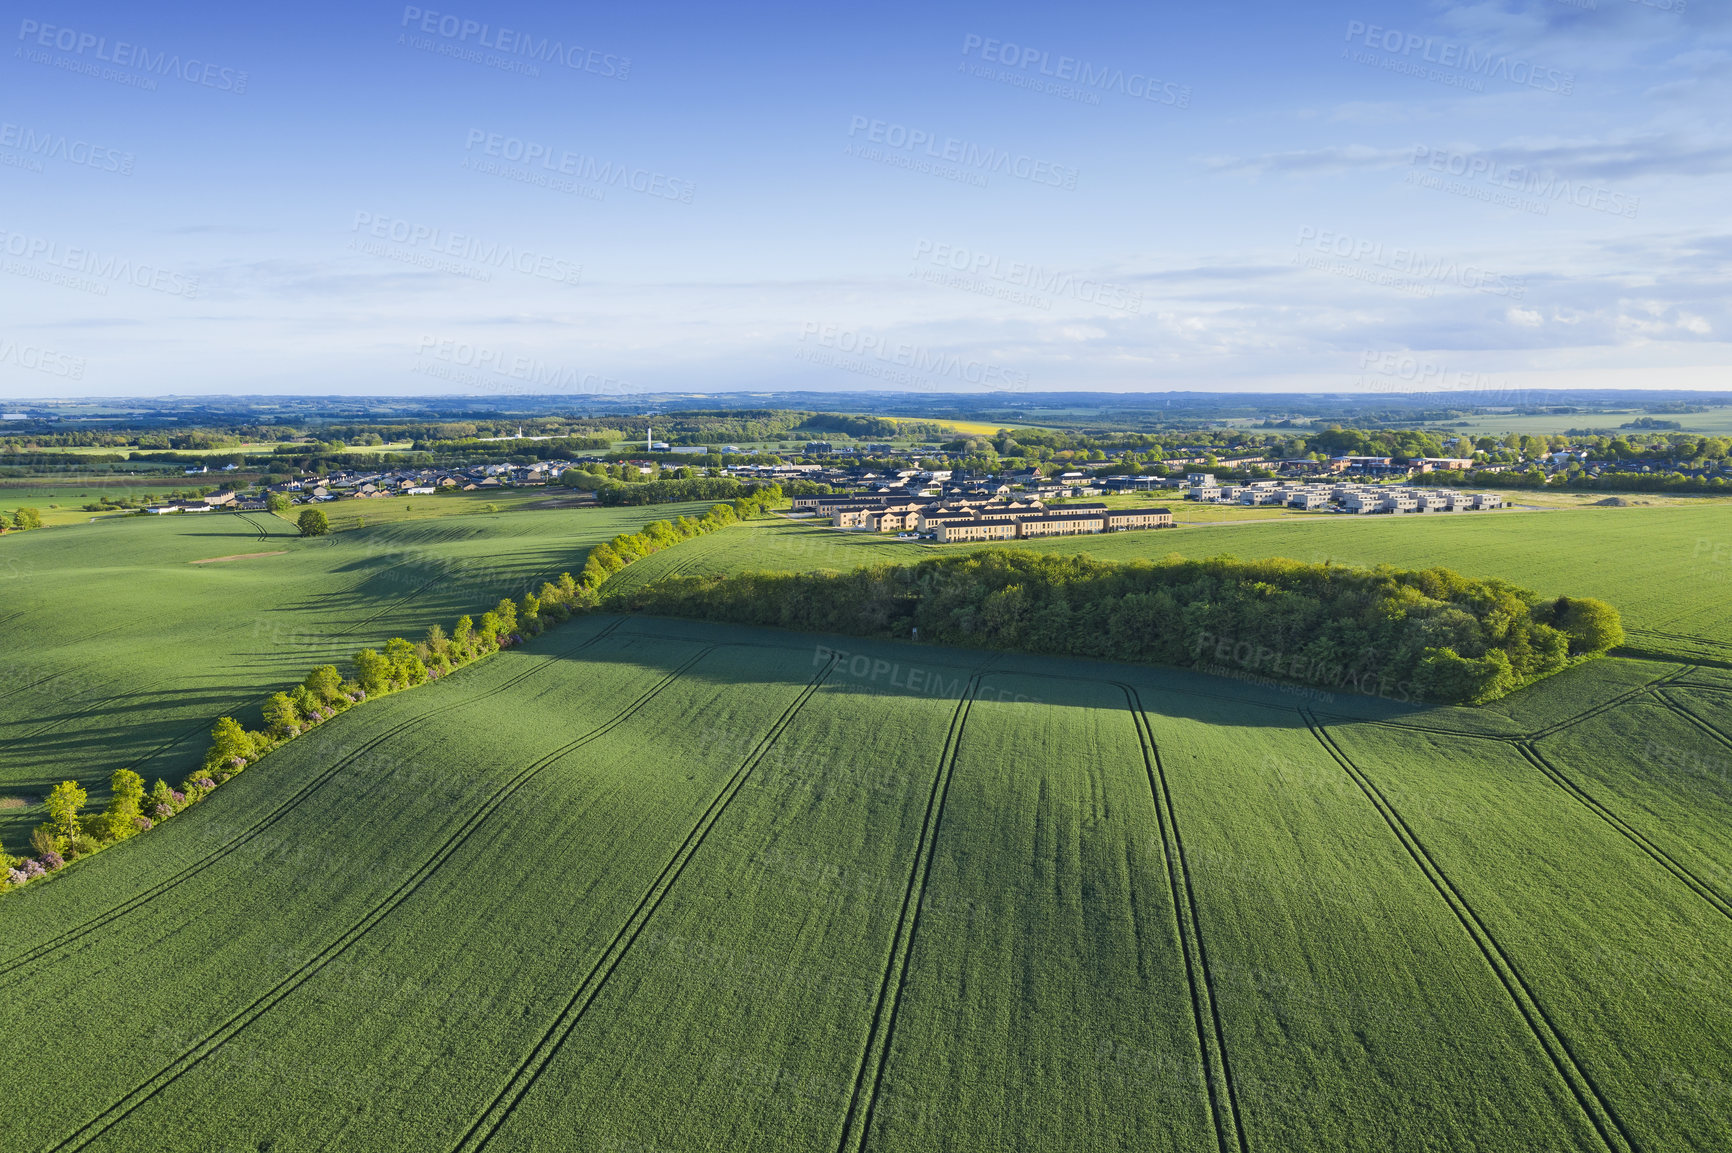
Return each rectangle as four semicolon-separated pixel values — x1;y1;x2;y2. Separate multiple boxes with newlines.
547;614;1669;744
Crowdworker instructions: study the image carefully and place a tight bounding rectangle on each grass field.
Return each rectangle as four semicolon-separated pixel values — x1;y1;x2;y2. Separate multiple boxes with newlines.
1;614;1727;1151
607;503;1732;660
0;501;715;853
1442;405;1732;438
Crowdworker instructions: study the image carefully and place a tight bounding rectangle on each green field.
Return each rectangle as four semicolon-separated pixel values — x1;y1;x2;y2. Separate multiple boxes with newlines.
607;503;1732;661
1;613;1728;1150
1441;405;1732;438
4;492;1731;1150
0;502;715;852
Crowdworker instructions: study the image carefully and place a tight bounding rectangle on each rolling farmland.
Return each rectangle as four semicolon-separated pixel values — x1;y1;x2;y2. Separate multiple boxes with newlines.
606;503;1732;659
0;502;716;851
2;605;1729;1151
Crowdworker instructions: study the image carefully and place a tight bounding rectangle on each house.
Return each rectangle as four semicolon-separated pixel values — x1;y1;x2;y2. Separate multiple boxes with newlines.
1105;508;1173;531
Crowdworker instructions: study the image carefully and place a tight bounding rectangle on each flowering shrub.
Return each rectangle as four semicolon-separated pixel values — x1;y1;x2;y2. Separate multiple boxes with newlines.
150;802;173;821
37;851;63;871
133;816;154;832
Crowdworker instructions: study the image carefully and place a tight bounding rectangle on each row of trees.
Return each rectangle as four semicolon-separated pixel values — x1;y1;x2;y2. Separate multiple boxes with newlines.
610;551;1624;706
3;492;784;894
0;507;42;534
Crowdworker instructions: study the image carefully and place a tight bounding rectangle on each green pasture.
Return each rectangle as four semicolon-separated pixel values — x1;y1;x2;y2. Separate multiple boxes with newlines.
0;616;1727;1150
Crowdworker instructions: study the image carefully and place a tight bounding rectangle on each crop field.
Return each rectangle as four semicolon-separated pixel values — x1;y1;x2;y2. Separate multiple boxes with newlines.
0;502;715;851
2;605;1729;1151
605;503;1732;661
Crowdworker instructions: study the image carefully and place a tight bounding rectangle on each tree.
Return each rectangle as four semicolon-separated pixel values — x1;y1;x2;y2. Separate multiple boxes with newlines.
291;684;321;718
263;691;301;736
384;636;427;685
1550;597;1625;655
304;664;343;703
42;780;88;849
11;507;42;530
297;508;329;537
353;648;393;695
207;716;259;772
266;492;292;514
98;770;147;840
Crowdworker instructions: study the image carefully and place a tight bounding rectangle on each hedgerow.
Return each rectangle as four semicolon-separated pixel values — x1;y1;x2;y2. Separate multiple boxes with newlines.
608;550;1625;706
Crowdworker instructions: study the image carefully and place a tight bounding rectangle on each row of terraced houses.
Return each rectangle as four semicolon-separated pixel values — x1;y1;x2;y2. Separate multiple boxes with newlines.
796;494;1174;542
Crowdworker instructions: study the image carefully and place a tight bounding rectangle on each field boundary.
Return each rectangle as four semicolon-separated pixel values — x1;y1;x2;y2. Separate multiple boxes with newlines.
1122;684;1248;1153
450;653;842;1153
47;641;711;1153
1302;712;1637;1153
832;670;982;1153
1516;741;1732;921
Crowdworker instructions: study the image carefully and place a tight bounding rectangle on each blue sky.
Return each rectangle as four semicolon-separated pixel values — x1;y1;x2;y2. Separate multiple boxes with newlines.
0;0;1726;399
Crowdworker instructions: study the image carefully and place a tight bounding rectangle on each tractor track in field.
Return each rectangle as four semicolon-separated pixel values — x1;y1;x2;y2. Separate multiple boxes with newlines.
1655;689;1732;754
450;653;841;1153
1121;684;1248;1153
1301;711;1639;1153
232;512;273;542
46;638;707;1153
1524;666;1695;741
1316;664;1697;745
0;620;628;982
1628;627;1732;653
1514;742;1732;923
832;671;982;1153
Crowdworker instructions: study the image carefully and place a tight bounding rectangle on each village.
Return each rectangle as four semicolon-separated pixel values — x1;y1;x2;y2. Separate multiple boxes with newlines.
139;450;1510;525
